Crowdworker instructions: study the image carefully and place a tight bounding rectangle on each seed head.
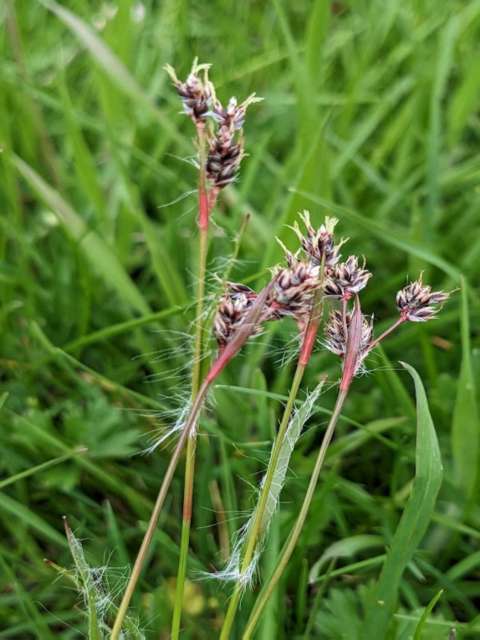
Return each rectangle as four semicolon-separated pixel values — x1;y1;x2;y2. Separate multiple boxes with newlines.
211;94;262;131
324;255;372;299
165;59;213;123
396;276;450;322
293;211;343;268
325;309;373;364
268;257;320;323
206;133;244;189
206;94;261;189
214;283;258;348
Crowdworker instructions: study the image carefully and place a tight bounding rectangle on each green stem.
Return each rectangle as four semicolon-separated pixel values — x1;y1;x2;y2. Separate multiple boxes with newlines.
171;125;209;639
219;362;306;640
171;432;197;638
110;380;210;640
242;387;349;640
220;259;327;639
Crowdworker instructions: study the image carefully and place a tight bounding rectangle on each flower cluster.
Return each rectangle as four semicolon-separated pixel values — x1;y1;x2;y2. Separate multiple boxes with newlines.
164;59;213;123
214;283;259;350
324;255;372;300
166;60;261;191
214;211;338;346
323;271;450;379
214;211;451;382
205;95;260;189
396;276;449;322
325;309;373;358
293;212;343;268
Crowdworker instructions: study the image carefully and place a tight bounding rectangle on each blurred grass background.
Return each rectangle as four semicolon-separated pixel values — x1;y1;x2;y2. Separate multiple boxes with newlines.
1;0;479;638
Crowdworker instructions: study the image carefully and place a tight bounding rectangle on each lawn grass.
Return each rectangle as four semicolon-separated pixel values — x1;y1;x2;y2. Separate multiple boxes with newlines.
1;1;479;638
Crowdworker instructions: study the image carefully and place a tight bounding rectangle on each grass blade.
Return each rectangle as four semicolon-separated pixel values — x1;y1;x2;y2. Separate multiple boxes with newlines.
40;0;182;144
451;277;479;504
413;589;444;640
64;518;102;640
362;362;443;638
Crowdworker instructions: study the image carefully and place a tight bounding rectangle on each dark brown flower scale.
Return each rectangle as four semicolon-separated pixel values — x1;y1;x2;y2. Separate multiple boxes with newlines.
164;60;213;123
214;283;258;348
396;276;450;322
324;255;372;300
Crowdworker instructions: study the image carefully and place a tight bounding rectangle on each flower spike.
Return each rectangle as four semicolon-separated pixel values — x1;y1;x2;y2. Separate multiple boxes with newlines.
164;58;213;123
396;275;450;322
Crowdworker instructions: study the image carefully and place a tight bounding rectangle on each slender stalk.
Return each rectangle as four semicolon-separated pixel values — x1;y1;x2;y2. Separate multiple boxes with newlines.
242;298;364;638
220;362;306;640
220;267;326;640
191;125;209;397
242;387;349;640
110;380;210;640
367;316;405;352
172;124;210;638
110;283;273;638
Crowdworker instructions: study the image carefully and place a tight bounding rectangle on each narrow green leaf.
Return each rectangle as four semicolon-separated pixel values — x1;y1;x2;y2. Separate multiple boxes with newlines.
362;362;443;638
62;306;182;352
413;589;444;640
64;519;102;640
426;17;459;220
259;382;324;536
0;493;67;548
451;277;479;503
309;535;384;584
0;450;84;490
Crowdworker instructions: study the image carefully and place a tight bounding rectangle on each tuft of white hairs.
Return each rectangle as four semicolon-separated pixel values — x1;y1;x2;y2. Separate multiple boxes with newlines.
64;523;145;638
207;381;324;588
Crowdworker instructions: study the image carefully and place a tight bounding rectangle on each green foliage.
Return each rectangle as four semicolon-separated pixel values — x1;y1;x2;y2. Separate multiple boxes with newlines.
1;0;479;637
363;363;443;638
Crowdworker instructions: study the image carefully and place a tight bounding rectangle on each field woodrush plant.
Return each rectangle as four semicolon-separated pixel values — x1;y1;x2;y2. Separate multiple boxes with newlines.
4;2;477;637
110;61;262;639
56;53;450;635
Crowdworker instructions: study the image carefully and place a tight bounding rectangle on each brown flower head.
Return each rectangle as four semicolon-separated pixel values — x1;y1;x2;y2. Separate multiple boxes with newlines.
165;59;213;123
211;94;262;131
324;255;372;300
396;276;450;322
206;94;261;189
206;133;243;189
325;309;373;365
293;211;343;268
268;256;319;324
214;283;258;348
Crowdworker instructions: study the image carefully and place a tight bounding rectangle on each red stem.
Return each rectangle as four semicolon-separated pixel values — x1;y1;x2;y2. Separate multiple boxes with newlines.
299;320;319;366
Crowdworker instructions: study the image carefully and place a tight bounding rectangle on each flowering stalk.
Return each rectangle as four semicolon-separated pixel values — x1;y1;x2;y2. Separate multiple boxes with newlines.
241;298;367;639
171;132;209;640
164;61;259;638
242;386;349;640
110;280;273;639
242;276;450;638
220;229;335;639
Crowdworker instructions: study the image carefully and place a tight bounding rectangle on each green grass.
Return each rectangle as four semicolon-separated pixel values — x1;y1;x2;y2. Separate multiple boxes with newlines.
1;0;479;637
